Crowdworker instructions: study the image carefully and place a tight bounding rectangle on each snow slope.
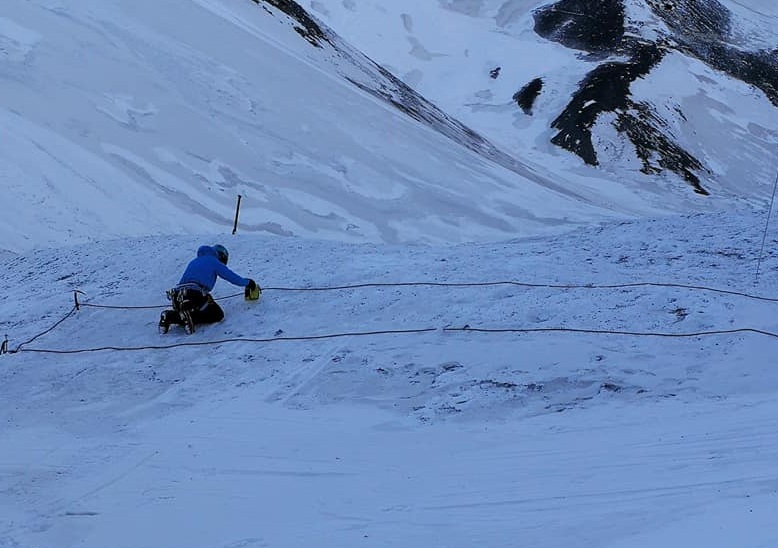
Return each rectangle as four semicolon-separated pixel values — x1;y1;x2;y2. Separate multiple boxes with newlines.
0;0;604;251
2;208;778;547
310;0;778;196
0;0;764;253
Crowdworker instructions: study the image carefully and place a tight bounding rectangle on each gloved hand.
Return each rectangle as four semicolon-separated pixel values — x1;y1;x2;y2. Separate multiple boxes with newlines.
245;278;261;301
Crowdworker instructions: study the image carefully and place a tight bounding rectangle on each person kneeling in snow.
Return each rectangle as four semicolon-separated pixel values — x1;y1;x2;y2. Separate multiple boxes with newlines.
159;244;259;334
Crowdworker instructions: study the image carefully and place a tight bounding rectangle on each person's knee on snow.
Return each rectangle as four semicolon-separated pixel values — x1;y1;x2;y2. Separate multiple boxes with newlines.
191;297;225;325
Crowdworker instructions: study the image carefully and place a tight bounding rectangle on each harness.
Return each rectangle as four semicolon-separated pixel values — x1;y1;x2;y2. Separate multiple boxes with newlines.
166;282;210;313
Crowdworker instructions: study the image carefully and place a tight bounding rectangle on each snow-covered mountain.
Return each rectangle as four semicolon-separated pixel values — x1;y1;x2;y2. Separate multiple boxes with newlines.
2;1;778;547
0;0;608;252
2;0;775;252
311;0;778;195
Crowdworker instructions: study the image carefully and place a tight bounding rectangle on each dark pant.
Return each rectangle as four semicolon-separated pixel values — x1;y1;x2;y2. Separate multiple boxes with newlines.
166;287;225;326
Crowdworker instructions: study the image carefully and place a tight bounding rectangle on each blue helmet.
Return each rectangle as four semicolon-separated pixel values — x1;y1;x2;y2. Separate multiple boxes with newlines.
213;244;229;265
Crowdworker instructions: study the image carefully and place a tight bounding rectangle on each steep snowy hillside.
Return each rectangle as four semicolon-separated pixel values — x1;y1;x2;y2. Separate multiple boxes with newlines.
1;0;763;253
0;0;629;252
311;0;778;196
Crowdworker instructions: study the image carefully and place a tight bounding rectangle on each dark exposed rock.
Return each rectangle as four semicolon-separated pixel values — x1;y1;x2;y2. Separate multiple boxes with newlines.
647;0;730;39
534;0;626;52
548;44;680;176
536;2;702;187
252;0;331;47
615;104;708;194
533;0;778;192
514;78;544;115
648;0;778;106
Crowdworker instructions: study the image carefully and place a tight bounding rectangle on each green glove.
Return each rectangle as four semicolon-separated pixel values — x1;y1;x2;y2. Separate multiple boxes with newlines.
245;279;261;301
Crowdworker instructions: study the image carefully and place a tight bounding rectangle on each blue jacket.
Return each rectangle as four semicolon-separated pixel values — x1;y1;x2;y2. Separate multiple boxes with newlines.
178;245;250;292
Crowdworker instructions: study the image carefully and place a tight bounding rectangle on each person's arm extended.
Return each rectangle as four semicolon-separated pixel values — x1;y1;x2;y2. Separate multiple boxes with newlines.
216;263;251;287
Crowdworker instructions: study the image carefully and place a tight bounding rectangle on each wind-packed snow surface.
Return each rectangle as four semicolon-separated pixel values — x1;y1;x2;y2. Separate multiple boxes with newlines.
2;208;778;547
